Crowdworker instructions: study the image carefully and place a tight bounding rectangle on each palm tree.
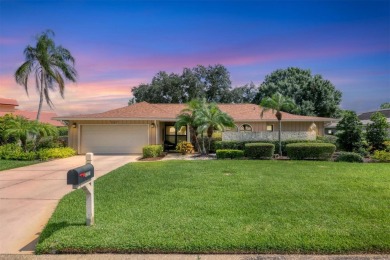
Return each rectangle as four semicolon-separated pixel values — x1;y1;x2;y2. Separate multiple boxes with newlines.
260;92;296;156
15;30;77;121
175;99;203;152
195;102;235;153
34;122;59;150
4;116;39;152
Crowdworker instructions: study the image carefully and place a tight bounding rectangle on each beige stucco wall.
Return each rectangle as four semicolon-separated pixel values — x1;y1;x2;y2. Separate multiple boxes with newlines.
68;120;157;152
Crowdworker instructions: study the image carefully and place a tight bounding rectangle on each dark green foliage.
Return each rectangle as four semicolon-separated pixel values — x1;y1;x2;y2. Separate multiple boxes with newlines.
380;102;390;109
366;112;389;151
216;149;244;159
36;161;390;254
142;145;163;158
335;152;364;163
254;67;342;118
336;111;364;152
244;143;274;159
215;140;325;155
131;65;256;104
286;143;336;160
58;127;68;136
316;135;337;146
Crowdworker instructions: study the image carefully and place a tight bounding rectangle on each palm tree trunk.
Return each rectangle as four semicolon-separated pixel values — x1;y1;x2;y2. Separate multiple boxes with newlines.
36;71;45;121
278;119;282;156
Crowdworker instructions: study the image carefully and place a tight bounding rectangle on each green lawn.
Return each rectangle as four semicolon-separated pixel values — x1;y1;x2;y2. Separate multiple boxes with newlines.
36;160;390;254
0;159;39;171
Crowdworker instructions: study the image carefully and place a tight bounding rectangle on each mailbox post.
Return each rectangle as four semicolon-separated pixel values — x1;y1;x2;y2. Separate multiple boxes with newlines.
67;154;95;226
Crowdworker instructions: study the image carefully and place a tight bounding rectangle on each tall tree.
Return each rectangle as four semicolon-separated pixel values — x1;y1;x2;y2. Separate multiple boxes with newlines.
15;30;77;120
336;111;363;152
254;67;342;118
380;102;390;109
260;92;296;156
131;64;235;104
366;112;389;151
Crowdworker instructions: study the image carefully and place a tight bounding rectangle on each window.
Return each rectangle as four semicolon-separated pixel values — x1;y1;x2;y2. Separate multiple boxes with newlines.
266;124;273;132
240;124;252;132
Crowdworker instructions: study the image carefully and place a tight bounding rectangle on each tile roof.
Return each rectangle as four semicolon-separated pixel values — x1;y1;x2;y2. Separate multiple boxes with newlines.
55;102;335;122
0;110;64;127
358;109;390;120
0;97;19;106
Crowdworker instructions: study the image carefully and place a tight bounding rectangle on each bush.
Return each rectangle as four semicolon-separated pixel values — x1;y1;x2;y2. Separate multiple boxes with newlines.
286;143;336;160
37;147;76;160
244;143;275;159
0;143;37;160
143;145;163;158
176;141;194;155
335;152;364;163
216;149;244;159
214;141;245;151
58;126;68;136
371;150;390;162
317;135;337;145
36;136;64;150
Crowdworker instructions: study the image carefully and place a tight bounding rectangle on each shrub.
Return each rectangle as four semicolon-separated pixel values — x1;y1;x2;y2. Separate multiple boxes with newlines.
316;135;337;145
335;152;364;163
37;147;76;160
244;143;275;159
214;141;245;151
58;126;68;136
143;145;163;158
0;143;34;160
216;149;244;159
36;136;63;150
371;150;390;162
176;141;194;155
366;112;389;151
286;143;336;160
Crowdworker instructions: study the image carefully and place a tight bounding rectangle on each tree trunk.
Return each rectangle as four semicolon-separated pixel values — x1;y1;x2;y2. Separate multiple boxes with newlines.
278;119;282;156
207;126;213;154
36;71;45;121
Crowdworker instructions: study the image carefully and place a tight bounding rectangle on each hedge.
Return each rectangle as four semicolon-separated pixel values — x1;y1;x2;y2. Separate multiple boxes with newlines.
216;149;244;159
0;144;76;161
372;150;390;162
244;143;275;159
334;152;364;163
143;145;163;158
215;139;329;155
286;143;336;160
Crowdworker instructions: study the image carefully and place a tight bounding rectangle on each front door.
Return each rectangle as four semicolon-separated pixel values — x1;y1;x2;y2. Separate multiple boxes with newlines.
164;124;187;151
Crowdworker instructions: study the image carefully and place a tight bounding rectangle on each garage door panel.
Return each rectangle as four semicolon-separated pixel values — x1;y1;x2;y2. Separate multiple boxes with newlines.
80;125;148;154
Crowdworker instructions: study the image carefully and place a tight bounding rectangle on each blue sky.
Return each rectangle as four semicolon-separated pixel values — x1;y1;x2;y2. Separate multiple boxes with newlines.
0;0;389;115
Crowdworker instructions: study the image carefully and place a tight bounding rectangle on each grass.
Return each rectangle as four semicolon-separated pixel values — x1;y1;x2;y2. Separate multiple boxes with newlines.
0;159;40;171
36;160;390;254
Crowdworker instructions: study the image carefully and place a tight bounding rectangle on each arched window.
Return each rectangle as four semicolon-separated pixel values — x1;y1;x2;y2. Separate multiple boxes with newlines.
240;124;252;132
224;125;238;132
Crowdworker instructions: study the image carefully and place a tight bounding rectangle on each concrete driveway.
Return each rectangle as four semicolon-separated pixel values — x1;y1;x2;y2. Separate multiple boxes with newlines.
0;154;139;254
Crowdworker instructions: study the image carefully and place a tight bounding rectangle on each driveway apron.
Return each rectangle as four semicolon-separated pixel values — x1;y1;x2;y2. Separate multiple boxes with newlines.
0;155;139;254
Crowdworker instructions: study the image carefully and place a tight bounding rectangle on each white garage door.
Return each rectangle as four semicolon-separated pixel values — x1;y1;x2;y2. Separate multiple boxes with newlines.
80;125;149;154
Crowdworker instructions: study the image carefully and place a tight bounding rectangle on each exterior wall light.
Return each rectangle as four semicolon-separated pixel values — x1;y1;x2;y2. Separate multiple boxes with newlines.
151;123;156;128
72;123;77;128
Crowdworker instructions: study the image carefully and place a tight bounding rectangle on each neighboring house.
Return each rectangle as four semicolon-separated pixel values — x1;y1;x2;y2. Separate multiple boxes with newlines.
0;97;64;127
55;102;335;154
325;109;390;135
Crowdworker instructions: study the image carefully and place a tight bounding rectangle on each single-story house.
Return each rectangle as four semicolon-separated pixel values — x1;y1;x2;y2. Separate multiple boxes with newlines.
0;97;64;127
325;108;390;135
55;102;335;154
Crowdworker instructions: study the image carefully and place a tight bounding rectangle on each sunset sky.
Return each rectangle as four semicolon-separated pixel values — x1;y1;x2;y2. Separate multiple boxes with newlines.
0;0;389;116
